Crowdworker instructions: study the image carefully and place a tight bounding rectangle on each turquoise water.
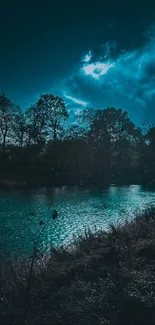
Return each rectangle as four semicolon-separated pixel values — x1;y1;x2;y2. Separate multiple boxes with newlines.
0;185;155;256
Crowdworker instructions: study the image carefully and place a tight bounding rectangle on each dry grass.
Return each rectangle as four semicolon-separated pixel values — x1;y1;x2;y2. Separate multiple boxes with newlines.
1;208;155;324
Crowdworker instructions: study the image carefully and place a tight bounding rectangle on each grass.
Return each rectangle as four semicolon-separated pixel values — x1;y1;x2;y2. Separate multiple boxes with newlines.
1;208;155;324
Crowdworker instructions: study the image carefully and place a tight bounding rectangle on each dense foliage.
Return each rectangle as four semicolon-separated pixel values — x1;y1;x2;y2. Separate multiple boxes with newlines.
0;92;154;187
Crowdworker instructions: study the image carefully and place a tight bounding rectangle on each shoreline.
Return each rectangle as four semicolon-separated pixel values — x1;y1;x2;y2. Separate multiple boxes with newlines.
0;179;154;191
1;208;155;324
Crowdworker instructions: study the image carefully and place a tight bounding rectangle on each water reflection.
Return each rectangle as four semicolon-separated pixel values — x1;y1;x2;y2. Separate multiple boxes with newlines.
0;185;155;256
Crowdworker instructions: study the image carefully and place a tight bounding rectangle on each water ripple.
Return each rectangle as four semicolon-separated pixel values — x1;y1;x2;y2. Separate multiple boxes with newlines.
0;185;155;256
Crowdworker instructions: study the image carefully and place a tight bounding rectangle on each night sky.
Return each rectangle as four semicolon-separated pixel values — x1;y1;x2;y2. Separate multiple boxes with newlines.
1;0;155;125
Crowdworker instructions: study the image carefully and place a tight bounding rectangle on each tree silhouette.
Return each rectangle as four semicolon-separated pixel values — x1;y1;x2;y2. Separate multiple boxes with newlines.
65;125;87;140
0;93;151;187
0;94;21;160
37;94;69;141
146;126;155;147
142;126;155;184
13;111;26;147
84;107;142;183
26;103;48;145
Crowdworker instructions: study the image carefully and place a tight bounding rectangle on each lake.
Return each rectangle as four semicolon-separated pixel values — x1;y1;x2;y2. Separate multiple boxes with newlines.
0;184;155;257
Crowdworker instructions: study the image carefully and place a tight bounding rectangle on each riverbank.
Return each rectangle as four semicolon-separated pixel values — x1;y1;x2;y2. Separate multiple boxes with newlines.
0;178;154;191
1;208;155;324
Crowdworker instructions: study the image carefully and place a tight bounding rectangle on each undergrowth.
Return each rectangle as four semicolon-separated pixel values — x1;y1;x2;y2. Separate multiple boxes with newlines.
1;208;155;324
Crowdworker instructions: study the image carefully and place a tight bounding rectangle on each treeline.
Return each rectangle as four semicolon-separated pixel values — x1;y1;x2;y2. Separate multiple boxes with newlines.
0;92;154;186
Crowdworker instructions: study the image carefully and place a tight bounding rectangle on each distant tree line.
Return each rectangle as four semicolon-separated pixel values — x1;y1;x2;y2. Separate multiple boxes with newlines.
0;92;154;187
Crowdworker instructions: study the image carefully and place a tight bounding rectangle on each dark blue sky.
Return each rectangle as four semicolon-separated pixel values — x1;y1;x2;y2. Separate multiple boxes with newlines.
1;0;155;124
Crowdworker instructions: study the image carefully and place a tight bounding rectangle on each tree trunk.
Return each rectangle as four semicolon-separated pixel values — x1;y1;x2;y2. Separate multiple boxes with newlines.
2;133;6;162
53;125;57;142
20;133;24;147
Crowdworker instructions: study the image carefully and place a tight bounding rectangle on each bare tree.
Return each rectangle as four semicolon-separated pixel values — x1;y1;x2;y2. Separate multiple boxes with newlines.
0;94;21;159
25;103;48;145
37;94;69;141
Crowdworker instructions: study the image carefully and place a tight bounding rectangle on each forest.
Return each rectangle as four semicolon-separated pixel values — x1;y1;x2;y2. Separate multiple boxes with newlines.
0;93;154;187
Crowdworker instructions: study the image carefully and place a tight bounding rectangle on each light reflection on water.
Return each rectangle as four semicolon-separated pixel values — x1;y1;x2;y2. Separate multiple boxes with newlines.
0;185;155;256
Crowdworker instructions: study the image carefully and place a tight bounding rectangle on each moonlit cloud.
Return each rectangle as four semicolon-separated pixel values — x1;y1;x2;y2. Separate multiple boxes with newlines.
81;61;115;79
83;51;92;63
81;32;155;87
64;92;88;107
77;29;155;122
54;25;155;124
108;37;155;105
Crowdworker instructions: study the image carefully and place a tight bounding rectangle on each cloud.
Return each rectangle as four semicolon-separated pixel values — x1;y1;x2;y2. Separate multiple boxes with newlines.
82;51;92;63
53;25;155;124
81;61;115;80
63;92;88;107
77;30;155;121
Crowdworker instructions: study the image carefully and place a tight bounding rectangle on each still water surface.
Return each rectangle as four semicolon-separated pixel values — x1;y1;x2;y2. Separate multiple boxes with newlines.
0;185;155;256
